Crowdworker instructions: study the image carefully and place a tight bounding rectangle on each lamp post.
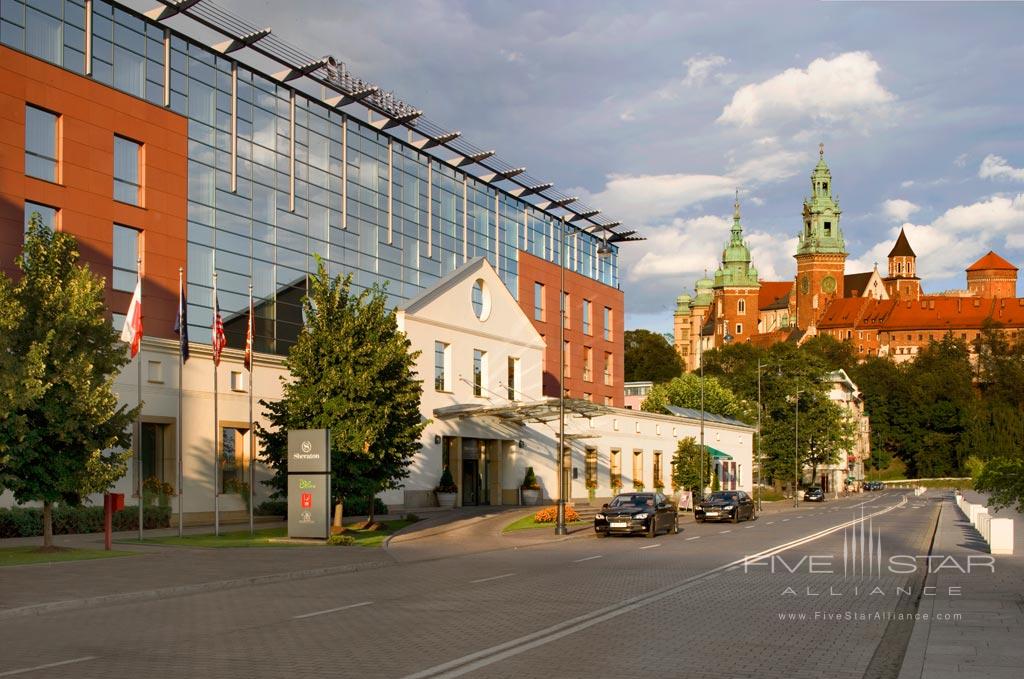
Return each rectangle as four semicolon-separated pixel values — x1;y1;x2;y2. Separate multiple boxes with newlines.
699;330;731;503
556;215;612;535
794;388;804;508
756;359;766;512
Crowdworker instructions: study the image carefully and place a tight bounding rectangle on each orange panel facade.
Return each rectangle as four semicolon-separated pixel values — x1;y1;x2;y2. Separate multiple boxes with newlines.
517;251;624;407
0;45;188;339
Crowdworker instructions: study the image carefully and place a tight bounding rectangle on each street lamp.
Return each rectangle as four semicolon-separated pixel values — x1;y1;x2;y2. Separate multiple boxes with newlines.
755;358;770;513
794;388;805;508
699;330;731;503
556;216;612;535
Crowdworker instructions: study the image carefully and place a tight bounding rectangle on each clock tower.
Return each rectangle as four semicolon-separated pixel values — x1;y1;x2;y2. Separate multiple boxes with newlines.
794;144;847;330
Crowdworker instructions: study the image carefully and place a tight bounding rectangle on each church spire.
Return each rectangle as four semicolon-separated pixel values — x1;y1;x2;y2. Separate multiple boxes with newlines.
731;189;742;240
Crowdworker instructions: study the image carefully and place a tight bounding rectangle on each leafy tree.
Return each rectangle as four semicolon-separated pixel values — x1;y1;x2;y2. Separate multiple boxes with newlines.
801;334;858;375
640;372;751;422
257;259;425;524
0;216;138;547
670;437;712;494
624;329;683;383
975;457;1024;512
906;336;975;476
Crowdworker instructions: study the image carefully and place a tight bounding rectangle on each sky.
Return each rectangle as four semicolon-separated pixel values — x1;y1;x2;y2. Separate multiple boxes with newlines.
154;0;1024;335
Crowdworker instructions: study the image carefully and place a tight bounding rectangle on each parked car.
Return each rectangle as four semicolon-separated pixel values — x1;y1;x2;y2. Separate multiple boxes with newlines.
694;491;755;523
865;481;885;491
595;492;678;538
803;486;825;502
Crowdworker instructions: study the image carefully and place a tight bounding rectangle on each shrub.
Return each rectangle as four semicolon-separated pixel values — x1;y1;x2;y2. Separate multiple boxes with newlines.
326;534;355;546
0;505;170;538
344;496;388;516
532;505;581;523
255;500;287;516
435;467;458;493
521;467;540;490
405;513;421;523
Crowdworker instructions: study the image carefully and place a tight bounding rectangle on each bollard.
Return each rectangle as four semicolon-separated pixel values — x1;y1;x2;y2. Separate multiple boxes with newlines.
978;513;991;543
990;518;1014;555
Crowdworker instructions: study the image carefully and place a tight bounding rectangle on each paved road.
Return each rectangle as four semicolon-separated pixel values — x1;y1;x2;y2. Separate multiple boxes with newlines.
0;491;956;678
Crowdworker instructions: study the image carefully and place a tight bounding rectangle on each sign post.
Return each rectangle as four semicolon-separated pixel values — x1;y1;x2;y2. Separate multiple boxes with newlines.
287;429;331;539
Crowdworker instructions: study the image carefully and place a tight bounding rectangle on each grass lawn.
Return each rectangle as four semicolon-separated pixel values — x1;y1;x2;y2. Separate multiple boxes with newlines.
503;514;589;533
126;519;415;548
0;546;136;567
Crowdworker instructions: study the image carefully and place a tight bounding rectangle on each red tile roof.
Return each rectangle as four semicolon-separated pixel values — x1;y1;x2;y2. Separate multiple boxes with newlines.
758;281;792;310
818;295;1024;332
967;251;1018;272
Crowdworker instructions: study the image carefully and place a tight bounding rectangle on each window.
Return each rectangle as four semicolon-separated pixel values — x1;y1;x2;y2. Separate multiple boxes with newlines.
736;323;743;336
148;361;164;384
737;299;746;315
563;340;570;375
507;356;520;401
604;396;613;406
24;201;57;235
562;291;570;328
824;221;832;237
823;182;828;193
583;392;592;402
113;225;140;292
632;450;643;488
534;282;545;321
230;370;245;391
114;136;141;205
603;352;613;386
585;449;598;489
582;299;592;335
25;105;57;182
653;451;663;488
435;341;451;392
220;425;251;495
473;349;486;397
610;449;621;488
140;422;174;493
583;346;593;382
603;307;612;341
471;279;489;320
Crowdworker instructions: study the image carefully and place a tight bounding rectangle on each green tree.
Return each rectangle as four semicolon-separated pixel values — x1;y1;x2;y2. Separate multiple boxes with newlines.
0;216;139;547
670;437;712;494
975;457;1024;512
257;259;425;523
624;329;683;383
640;372;750;422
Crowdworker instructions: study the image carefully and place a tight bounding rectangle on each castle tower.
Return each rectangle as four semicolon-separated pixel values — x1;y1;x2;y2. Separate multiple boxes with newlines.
966;251;1019;298
884;227;921;300
673;293;692;368
687;274;715;371
713;192;760;345
794;144;847;329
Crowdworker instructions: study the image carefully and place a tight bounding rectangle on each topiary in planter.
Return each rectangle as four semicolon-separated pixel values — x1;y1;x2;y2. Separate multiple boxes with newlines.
521;467;540;490
435;467;458;493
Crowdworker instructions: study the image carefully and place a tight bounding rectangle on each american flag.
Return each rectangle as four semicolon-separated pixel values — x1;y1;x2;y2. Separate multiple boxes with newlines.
212;293;227;367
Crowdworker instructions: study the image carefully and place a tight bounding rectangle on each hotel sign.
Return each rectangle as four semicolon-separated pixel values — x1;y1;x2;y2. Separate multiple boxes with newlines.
287;429;331;539
288;429;331;474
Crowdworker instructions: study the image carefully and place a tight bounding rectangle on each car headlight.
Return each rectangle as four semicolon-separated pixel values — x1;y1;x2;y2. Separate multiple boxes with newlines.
595;513;605;520
722;505;734;511
635;513;649;520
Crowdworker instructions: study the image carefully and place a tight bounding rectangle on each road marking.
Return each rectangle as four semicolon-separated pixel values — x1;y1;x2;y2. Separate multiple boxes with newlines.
797;515;804;518
782;519;790;522
572;555;603;563
293;601;373;619
401;497;907;679
685;536;701;541
718;530;731;534
745;525;755;529
639;543;661;550
470;573;516;584
766;521;775;525
0;657;97;677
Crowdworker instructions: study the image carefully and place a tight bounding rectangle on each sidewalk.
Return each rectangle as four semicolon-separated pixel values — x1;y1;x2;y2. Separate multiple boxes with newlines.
898;491;1024;679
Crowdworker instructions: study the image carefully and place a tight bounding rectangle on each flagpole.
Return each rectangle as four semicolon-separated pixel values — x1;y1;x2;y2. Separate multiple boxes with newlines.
177;267;184;538
248;282;254;536
136;257;143;542
213;271;220;537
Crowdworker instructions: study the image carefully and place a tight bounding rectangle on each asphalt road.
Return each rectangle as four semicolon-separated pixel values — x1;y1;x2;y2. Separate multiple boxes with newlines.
0;491;941;679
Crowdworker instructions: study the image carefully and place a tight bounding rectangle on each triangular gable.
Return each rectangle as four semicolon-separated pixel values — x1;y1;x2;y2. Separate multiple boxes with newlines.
400;257;544;346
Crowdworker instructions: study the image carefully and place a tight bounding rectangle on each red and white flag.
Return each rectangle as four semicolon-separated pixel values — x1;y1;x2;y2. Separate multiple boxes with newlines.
120;280;143;358
212;294;227;367
243;295;253;372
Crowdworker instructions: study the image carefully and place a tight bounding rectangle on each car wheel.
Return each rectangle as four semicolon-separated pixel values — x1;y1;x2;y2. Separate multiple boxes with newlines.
732;510;740;524
646;520;657;538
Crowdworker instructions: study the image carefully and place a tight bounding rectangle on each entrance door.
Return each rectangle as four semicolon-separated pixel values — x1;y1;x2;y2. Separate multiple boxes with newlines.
462;459;480;506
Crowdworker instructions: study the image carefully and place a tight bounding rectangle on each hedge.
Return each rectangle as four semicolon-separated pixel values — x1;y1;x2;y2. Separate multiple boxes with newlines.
0;505;171;538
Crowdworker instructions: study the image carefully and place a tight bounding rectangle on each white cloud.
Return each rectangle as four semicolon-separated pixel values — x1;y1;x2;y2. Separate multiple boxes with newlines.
580;173;737;225
746;231;798;281
731;149;810;184
978;154;1024;182
681;54;730;88
718;51;895;127
953;153;968;168
624;215;730;281
499;49;523;63
880;199;920;223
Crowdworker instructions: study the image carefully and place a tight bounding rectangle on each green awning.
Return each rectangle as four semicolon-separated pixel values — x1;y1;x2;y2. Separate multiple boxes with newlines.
705;446;733;460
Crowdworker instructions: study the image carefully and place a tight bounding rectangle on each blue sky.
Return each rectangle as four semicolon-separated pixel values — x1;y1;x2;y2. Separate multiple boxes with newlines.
166;0;1024;334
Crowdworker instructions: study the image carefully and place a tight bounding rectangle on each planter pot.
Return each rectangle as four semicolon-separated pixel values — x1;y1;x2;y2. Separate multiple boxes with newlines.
436;492;457;509
521;489;540;506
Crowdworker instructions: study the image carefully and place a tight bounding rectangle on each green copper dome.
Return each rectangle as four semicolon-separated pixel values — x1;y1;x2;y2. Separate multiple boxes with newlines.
674;293;693;316
691;275;714;307
714;192;760;288
797;143;847;257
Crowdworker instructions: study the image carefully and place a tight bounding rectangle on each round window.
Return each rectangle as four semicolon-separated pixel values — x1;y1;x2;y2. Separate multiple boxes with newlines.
471;279;491;321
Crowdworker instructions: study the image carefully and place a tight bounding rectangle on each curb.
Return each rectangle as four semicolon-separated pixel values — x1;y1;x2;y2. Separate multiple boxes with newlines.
0;559;392;621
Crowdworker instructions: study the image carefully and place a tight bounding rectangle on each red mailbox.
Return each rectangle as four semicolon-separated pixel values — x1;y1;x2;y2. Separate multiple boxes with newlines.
109;492;125;512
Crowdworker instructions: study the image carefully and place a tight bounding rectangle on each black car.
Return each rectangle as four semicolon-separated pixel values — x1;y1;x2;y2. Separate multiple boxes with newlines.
595;492;678;538
695;491;755;523
803;486;825;502
865;481;884;491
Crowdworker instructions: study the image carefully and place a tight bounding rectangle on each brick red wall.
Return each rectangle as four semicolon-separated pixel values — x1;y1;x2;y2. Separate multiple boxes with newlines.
0;45;188;339
517;251;624;406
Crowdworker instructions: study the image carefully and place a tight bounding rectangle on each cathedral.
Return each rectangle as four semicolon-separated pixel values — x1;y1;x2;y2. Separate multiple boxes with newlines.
673;145;1023;368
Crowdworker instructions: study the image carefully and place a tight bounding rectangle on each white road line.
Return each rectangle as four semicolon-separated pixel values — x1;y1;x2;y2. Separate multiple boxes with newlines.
401;497;906;679
797;515;804;518
766;521;775;525
744;525;755;529
470;573;515;584
718;530;732;534
293;601;373;619
782;519;790;522
0;657;97;677
685;536;701;541
572;555;603;563
639;543;661;550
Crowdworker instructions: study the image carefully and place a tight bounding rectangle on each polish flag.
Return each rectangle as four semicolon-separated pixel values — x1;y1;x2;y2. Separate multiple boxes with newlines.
120;280;143;358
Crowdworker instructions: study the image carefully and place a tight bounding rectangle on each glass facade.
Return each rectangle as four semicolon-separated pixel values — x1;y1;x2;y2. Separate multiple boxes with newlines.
1;0;621;357
24;104;57;182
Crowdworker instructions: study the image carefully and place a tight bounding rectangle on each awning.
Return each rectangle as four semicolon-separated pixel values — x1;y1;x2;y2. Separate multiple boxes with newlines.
706;446;733;461
433;398;613;426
